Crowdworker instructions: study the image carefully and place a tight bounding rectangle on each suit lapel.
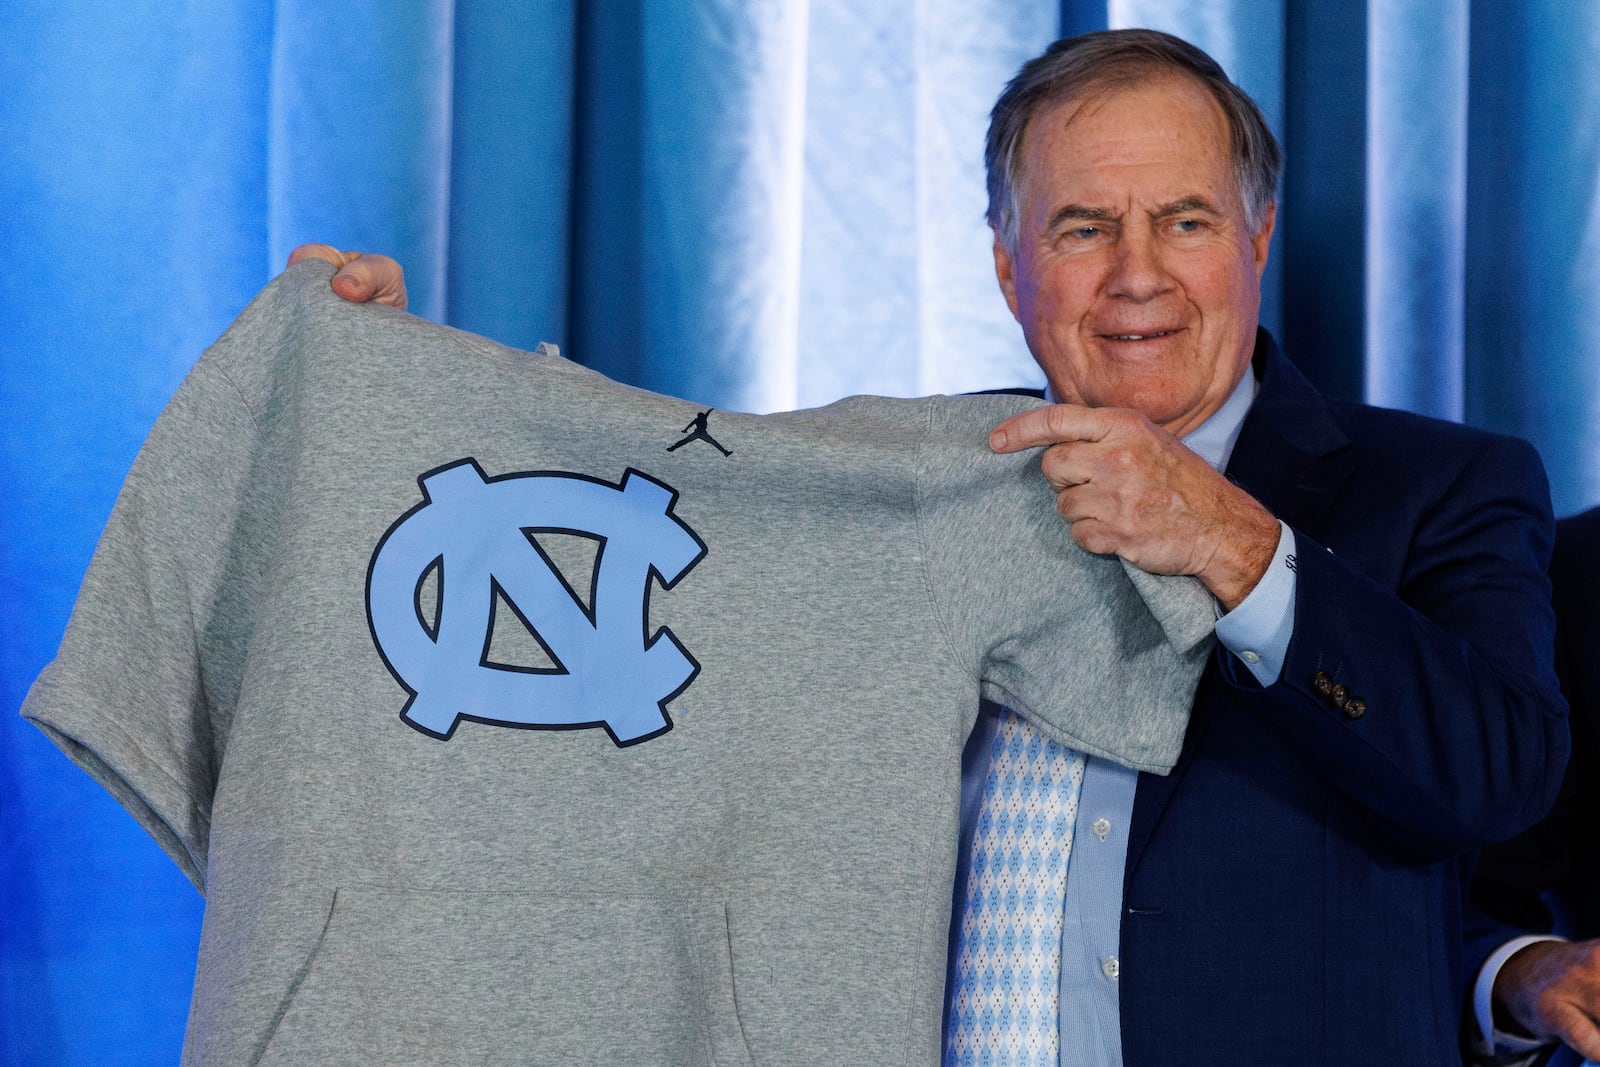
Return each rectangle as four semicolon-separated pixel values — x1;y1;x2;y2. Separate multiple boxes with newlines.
1224;338;1355;531
1124;332;1355;878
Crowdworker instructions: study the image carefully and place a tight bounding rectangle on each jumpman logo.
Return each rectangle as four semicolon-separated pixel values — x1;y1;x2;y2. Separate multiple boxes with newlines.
667;411;732;456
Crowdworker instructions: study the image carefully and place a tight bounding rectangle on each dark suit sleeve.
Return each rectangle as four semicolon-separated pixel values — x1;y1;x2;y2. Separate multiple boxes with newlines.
1226;432;1567;860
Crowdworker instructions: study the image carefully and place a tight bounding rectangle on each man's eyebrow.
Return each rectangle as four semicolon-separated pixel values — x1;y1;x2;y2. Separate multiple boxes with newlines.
1045;203;1119;231
1043;197;1224;233
1152;196;1222;217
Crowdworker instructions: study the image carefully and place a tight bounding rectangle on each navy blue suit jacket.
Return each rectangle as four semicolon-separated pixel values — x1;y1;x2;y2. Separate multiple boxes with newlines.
1105;334;1566;1066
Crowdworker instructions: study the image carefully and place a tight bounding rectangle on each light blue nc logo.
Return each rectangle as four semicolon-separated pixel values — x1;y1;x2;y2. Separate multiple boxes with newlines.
366;459;706;746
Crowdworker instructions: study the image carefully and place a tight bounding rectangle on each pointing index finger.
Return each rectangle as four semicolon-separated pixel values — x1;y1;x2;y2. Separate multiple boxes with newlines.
989;402;1113;453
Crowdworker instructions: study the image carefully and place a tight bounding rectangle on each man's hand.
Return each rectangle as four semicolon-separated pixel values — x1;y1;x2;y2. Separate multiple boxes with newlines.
990;403;1279;610
287;244;408;310
1494;939;1600;1059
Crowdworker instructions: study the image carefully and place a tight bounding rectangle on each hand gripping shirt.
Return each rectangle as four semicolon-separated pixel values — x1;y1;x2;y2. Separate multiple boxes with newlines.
23;261;1213;1066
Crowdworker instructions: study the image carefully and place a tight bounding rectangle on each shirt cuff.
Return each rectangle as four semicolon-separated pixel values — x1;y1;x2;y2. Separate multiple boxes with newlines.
1472;934;1568;1056
1213;521;1296;687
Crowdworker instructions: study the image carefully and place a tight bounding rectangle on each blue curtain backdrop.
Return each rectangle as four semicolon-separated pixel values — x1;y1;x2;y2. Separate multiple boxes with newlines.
3;1;1598;1061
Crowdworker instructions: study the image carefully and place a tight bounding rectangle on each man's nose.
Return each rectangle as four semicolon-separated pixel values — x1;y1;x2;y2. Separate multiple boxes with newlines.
1105;230;1173;301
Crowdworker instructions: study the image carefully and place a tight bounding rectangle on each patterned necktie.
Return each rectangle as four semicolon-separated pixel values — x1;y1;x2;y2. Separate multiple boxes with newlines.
946;706;1086;1066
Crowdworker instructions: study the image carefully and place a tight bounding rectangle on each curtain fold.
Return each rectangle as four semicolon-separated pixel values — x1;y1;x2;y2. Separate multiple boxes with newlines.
1365;0;1469;422
635;0;810;410
1465;2;1600;514
5;1;1600;1061
267;0;459;318
795;0;1052;407
447;0;577;351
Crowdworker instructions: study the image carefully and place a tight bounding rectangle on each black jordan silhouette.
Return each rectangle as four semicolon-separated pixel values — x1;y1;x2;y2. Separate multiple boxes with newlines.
666;411;732;456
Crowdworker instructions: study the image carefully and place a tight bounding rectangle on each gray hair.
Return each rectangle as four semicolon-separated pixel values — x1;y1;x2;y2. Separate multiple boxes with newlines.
985;28;1282;254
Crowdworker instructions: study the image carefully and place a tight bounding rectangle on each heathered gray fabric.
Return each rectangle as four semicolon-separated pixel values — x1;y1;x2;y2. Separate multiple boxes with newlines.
24;261;1213;1066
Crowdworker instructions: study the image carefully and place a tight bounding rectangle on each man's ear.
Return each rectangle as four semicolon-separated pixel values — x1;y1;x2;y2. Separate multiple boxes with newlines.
992;228;1023;323
1251;202;1277;279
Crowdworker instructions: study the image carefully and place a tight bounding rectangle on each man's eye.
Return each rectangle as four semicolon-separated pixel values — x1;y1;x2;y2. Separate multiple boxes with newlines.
1172;218;1204;233
1068;226;1101;240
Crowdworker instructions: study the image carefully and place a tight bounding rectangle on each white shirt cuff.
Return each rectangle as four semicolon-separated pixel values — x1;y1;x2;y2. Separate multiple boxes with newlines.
1472;934;1567;1056
1213;521;1296;687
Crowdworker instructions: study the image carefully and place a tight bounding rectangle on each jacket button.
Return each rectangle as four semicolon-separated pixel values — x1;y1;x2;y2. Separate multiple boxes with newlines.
1330;683;1348;708
1313;671;1333;695
1344;697;1367;720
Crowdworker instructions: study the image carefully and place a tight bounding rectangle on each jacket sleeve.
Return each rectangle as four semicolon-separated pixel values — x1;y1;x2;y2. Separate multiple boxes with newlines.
1224;432;1568;860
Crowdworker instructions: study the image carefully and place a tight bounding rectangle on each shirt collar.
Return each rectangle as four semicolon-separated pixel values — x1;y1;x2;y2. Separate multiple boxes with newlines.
1180;370;1257;472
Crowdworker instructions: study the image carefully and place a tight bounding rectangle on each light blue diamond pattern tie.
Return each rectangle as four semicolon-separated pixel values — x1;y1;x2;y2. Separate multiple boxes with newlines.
946;705;1086;1066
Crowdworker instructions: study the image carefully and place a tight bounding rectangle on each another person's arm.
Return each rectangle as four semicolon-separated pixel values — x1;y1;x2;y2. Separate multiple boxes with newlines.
1483;937;1600;1061
1465;505;1600;1062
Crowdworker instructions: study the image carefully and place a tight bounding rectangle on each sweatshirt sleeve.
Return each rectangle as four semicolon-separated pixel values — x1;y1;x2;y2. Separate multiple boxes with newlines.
22;316;280;892
915;394;1213;774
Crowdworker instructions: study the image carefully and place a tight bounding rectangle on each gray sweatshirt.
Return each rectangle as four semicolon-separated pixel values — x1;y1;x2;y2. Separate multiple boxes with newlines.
24;261;1212;1066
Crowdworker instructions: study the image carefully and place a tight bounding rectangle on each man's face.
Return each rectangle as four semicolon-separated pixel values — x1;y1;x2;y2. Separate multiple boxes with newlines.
994;75;1275;438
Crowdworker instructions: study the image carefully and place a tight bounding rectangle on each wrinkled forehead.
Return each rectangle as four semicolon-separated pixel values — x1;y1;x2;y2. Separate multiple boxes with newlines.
1014;72;1242;210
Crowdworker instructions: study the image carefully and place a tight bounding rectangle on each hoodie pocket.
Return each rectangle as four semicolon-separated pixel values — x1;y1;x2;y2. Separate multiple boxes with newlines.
256;884;752;1067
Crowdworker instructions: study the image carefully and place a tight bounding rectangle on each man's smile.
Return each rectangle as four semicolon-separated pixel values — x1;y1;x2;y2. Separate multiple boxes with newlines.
1097;326;1186;343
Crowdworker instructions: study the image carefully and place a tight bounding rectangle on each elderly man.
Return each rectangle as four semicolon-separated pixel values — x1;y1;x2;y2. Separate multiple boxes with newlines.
939;31;1566;1067
304;28;1566;1066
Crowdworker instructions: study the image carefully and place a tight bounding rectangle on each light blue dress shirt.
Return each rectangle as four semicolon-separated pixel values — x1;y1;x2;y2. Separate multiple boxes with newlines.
953;371;1298;1066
